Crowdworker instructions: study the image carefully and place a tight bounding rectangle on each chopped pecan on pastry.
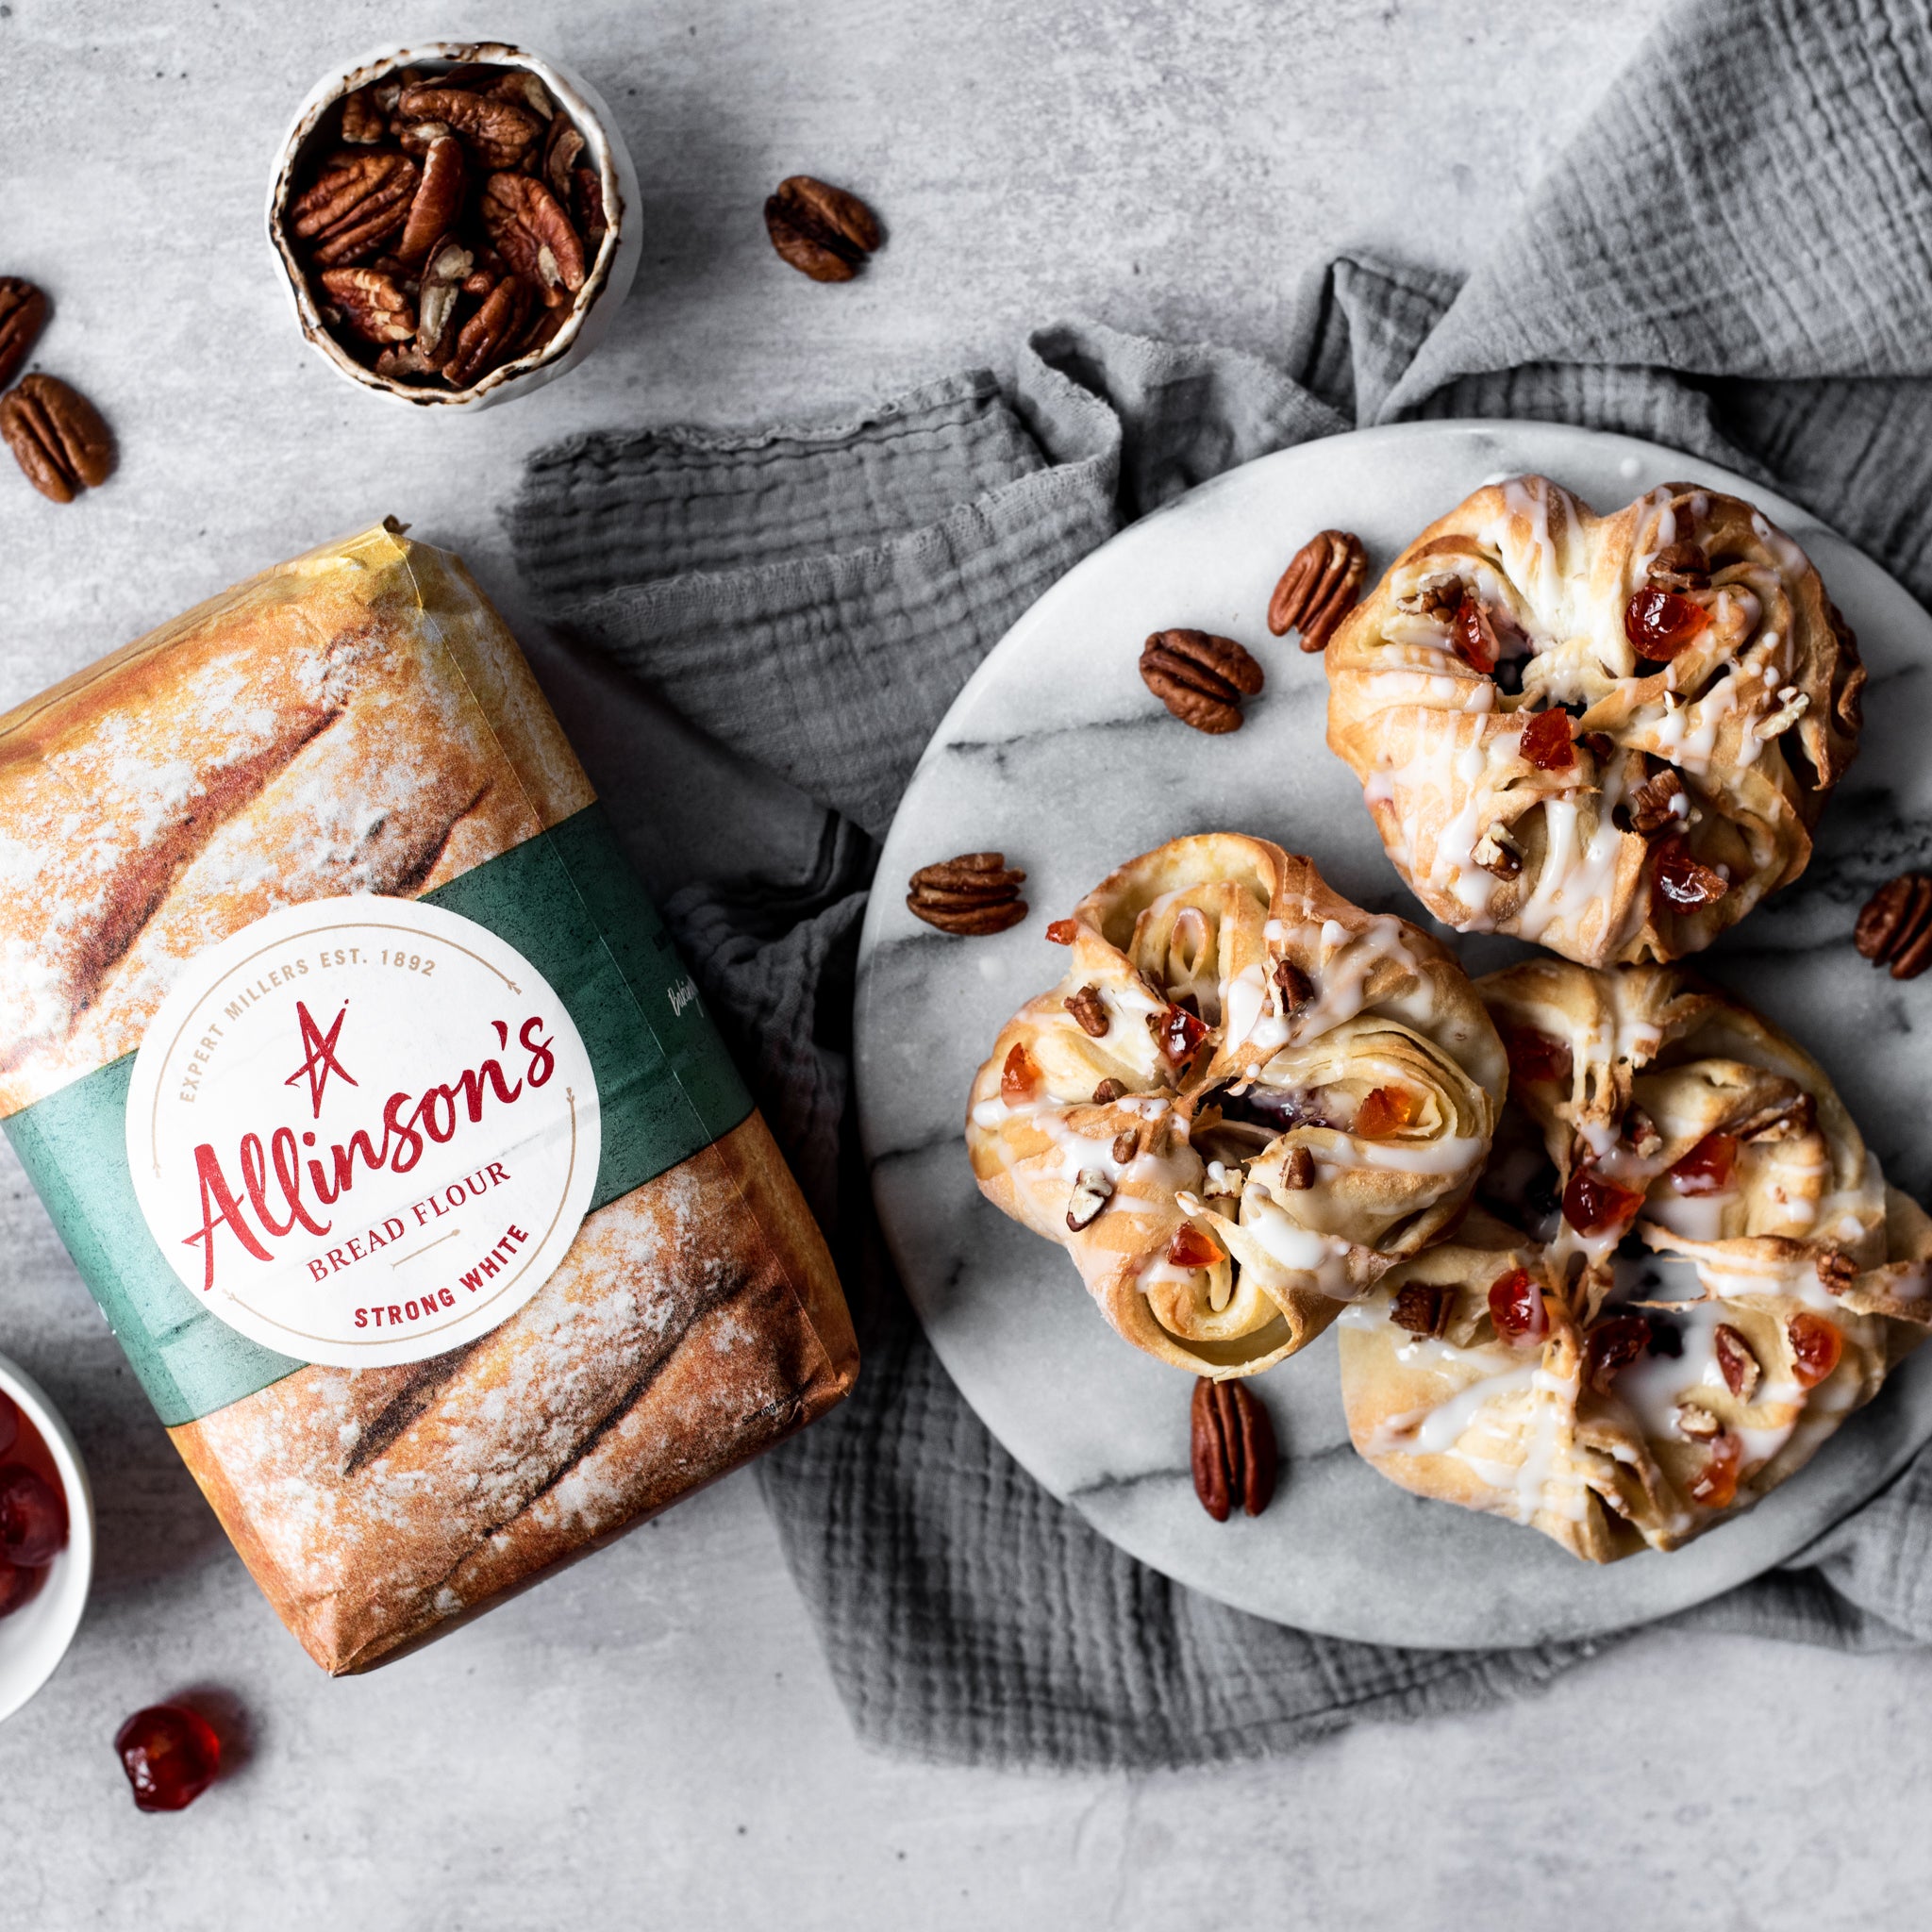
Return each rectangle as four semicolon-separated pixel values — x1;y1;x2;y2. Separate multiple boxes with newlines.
1337;958;1932;1562
1324;478;1863;967
963;834;1507;1377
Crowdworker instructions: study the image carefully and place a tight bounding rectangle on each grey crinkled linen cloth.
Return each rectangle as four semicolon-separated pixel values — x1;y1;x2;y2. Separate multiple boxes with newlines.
508;0;1932;1768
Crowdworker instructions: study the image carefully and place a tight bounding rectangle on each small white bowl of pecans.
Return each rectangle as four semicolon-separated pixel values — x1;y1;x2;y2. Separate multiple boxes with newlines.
267;41;641;409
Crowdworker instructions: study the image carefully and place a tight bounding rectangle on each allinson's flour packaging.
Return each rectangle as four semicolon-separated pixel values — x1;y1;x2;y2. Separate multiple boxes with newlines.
0;524;858;1671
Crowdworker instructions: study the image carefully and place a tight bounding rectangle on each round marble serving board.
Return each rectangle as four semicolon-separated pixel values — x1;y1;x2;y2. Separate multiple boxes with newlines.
853;419;1932;1649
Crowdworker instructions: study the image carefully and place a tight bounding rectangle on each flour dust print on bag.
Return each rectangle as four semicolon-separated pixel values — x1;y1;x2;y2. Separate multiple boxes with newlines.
0;524;858;1672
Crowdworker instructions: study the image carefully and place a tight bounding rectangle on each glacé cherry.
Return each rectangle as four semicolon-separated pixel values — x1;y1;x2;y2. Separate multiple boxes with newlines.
114;1705;222;1813
0;1464;66;1568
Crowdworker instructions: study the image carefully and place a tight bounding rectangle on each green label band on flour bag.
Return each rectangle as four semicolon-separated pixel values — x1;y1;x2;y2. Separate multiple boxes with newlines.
124;897;601;1368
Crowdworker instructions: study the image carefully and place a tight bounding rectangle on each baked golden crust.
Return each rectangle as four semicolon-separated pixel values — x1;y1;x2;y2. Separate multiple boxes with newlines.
1338;963;1932;1561
1324;478;1863;966
0;524;593;1115
964;833;1506;1376
171;1111;857;1673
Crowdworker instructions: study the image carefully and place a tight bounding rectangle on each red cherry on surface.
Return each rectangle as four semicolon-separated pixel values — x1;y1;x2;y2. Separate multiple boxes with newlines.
0;1464;66;1567
0;1392;18;1457
115;1706;222;1813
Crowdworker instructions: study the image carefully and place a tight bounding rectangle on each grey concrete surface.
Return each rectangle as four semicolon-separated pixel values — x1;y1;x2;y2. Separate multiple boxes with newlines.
13;2;1930;1928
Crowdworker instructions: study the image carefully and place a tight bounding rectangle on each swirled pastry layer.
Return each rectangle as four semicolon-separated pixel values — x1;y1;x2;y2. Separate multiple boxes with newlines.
1338;962;1932;1560
964;834;1507;1376
1324;477;1863;966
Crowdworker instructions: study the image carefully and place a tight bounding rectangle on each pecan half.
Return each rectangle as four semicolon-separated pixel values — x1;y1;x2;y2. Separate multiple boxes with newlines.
1092;1077;1126;1104
1268;528;1367;651
1472;823;1522;880
481;172;586;307
907;851;1027;936
397;85;541;169
1;374;113;504
1713;1323;1760;1401
542;115;586;200
1191;1378;1278;1523
291;151;421;266
1625;767;1689;837
1390;1282;1454;1338
1855;871;1932;980
764;175;882;282
396;136;467;267
1063;984;1109;1037
1140;629;1264;734
574;167;608;248
1815;1249;1858;1293
1675;1400;1722;1441
1273;958;1313;1012
442;273;533;385
339;85;388;144
1647;541;1710;593
1066;1169;1113;1231
0;276;49;391
413;238;475;364
318;266;416;343
490;70;555;121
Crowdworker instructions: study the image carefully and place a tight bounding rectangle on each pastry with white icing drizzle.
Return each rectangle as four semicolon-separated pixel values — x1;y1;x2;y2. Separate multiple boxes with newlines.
1324;476;1864;966
1338;959;1932;1559
964;834;1507;1376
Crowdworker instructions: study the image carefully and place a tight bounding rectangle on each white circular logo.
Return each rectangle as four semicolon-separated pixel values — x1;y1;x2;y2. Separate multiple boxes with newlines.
125;896;601;1368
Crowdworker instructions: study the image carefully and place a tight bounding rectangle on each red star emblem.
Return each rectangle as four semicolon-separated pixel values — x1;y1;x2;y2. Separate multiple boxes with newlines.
286;999;358;1119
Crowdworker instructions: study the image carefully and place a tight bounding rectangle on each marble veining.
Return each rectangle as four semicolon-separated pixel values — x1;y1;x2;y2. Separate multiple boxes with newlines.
854;420;1932;1649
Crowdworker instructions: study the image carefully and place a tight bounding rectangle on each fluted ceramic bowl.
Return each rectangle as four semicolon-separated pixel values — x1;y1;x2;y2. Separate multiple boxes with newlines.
267;40;641;410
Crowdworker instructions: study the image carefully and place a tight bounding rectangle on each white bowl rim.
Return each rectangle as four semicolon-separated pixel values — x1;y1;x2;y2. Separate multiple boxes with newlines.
265;39;633;408
0;1351;94;1725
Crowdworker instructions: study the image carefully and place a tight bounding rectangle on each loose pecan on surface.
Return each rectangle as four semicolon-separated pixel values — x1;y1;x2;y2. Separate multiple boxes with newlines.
0;277;48;391
1268;529;1367;651
1855;871;1932;980
1140;629;1265;734
1191;1377;1278;1522
764;175;883;282
907;852;1028;936
1;374;114;504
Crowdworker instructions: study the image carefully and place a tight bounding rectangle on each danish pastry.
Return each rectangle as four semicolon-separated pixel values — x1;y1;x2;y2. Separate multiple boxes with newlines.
1324;477;1864;966
1338;960;1932;1559
964;834;1507;1375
